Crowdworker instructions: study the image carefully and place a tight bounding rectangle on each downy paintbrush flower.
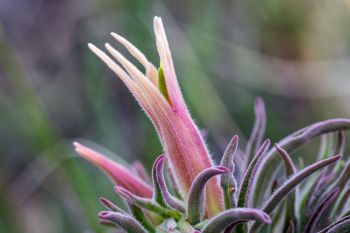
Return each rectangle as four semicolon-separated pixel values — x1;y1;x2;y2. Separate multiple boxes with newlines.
75;16;350;233
86;16;223;217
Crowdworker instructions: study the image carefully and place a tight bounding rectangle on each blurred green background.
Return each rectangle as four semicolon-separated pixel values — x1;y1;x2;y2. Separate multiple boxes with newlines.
1;0;350;232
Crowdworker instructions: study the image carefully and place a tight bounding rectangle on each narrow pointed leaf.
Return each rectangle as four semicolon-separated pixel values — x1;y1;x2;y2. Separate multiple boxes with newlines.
99;197;126;214
220;135;239;209
298;169;333;231
275;144;297;176
155;155;185;212
245;97;267;164
152;156;167;207
303;188;340;233
99;211;147;233
187;166;229;225
251;155;341;232
275;144;297;226
201;208;271;233
115;186;180;219
238;139;270;208
254;118;350;206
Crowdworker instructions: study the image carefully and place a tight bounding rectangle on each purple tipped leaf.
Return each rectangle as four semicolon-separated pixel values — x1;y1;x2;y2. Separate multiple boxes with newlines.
303;188;340;233
220;135;239;209
275;145;297;227
152;155;167;207
99;197;126;214
254;118;350;206
238;139;270;208
251;155;341;233
299;168;334;230
99;211;147;233
308;168;335;210
154;155;185;212
275;145;297;176
187;166;229;225
201;208;271;233
245;97;266;166
115;186;180;219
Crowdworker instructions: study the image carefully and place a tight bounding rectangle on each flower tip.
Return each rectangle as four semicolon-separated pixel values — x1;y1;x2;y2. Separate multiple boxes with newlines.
153;16;161;21
153;16;163;30
110;32;122;40
73;141;86;154
87;43;97;50
72;141;80;148
104;43;112;50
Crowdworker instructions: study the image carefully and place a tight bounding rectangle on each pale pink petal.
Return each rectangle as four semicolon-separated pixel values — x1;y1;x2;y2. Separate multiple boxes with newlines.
74;142;152;198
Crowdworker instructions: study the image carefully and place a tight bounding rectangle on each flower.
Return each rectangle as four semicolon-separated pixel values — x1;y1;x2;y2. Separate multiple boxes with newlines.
74;16;350;233
85;16;224;216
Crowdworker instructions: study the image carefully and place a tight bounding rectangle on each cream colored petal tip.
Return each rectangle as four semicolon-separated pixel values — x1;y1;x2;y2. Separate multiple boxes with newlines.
153;16;162;30
73;141;86;153
87;43;98;52
87;43;108;59
73;141;82;149
110;32;126;42
104;43;112;50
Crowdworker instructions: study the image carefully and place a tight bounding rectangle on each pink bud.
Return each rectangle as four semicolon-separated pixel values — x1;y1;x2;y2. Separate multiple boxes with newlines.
74;142;152;198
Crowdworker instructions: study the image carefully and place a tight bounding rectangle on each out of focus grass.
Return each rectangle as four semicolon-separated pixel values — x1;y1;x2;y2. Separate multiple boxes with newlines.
1;0;350;232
